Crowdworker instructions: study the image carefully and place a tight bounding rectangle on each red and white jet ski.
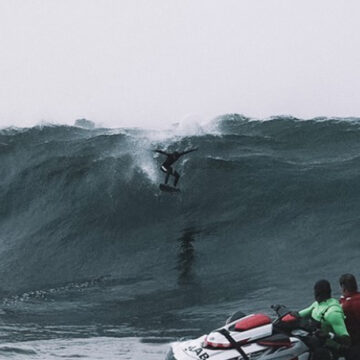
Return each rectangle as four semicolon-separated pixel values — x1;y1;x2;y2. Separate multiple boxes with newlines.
165;305;344;360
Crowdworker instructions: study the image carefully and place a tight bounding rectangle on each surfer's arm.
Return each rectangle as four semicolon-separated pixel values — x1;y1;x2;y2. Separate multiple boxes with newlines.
154;150;169;156
179;148;198;156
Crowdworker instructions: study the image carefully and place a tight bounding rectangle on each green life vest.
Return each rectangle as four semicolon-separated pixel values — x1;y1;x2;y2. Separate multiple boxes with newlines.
299;298;349;336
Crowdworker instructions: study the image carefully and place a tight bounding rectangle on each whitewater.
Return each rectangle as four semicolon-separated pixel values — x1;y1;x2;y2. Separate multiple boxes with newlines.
0;114;359;359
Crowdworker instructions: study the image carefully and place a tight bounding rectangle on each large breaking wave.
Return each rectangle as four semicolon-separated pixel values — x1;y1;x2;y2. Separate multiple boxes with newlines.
1;114;360;334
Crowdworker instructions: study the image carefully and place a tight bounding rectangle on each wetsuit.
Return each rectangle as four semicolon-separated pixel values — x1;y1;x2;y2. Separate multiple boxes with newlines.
340;292;360;360
155;148;197;187
299;298;350;359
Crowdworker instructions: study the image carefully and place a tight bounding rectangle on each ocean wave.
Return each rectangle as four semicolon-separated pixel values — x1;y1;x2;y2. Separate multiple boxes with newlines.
0;115;359;313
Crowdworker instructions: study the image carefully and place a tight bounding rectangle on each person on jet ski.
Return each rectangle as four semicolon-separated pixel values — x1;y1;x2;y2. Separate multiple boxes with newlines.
339;274;360;360
154;147;198;187
299;279;351;360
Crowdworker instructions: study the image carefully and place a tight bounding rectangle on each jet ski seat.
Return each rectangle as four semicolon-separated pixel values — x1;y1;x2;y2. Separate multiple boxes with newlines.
234;314;272;331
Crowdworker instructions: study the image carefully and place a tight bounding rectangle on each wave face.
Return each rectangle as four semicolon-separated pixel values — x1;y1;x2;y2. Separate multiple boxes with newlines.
1;115;360;336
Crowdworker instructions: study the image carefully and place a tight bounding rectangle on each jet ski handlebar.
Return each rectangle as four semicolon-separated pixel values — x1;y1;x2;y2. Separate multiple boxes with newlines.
271;304;292;318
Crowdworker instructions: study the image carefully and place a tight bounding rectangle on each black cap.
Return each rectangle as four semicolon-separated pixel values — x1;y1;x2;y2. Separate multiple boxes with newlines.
314;279;331;302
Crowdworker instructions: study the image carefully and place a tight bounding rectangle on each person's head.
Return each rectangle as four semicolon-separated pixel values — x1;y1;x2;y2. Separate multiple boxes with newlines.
173;151;180;158
339;273;358;295
314;279;331;303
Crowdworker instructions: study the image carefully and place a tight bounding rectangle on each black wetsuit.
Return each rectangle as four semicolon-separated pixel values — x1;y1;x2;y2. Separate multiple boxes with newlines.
155;148;197;187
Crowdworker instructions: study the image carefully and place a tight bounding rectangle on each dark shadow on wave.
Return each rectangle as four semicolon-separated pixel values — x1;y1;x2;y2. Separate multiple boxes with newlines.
177;227;201;286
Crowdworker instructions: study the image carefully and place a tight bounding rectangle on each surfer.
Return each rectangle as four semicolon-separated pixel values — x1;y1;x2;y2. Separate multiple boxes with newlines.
154;148;198;187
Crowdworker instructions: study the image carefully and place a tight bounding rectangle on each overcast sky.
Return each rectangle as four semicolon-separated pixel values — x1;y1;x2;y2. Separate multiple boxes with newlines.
0;0;360;128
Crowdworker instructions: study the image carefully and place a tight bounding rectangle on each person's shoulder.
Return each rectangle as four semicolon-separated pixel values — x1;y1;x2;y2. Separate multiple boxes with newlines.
305;301;317;310
346;292;360;307
342;292;360;302
325;299;344;317
328;298;342;309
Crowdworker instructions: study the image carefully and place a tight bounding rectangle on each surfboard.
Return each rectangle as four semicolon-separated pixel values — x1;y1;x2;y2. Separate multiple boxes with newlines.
159;184;181;193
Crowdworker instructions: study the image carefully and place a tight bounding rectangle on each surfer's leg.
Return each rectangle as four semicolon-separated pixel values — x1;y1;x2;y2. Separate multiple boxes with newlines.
173;170;180;187
165;167;173;185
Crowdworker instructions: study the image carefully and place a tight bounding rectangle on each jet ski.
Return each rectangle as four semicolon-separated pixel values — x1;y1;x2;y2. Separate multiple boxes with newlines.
165;305;344;360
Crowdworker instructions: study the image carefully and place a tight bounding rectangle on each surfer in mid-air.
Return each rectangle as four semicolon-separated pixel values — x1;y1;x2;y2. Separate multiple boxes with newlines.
154;148;198;188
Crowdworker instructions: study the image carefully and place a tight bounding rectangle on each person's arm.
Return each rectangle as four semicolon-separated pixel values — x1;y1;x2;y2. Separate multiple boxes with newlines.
154;149;169;156
298;303;315;318
324;311;351;351
326;311;349;337
179;147;198;156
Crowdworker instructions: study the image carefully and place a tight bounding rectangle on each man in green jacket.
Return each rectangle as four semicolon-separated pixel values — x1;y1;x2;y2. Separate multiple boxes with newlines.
299;280;351;360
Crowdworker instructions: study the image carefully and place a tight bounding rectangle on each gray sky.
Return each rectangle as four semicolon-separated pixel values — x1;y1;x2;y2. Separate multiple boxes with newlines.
1;0;360;128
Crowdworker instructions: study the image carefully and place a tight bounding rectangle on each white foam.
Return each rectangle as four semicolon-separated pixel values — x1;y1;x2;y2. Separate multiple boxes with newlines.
0;337;169;360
